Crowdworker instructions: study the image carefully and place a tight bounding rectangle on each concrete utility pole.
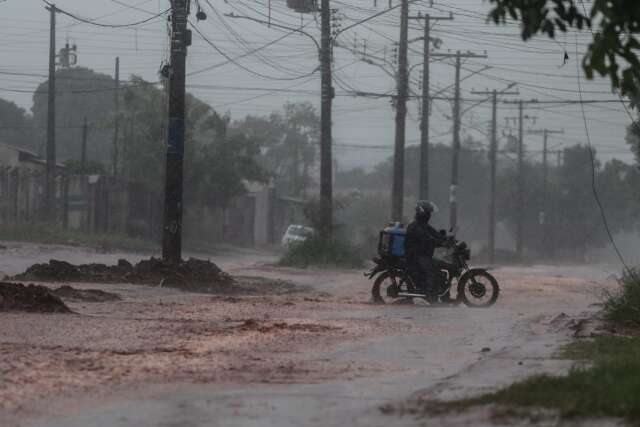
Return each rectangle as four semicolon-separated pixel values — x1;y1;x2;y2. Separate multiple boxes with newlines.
433;50;487;230
517;100;524;258
81;117;88;173
526;127;564;256
232;2;333;235
408;12;453;201
505;99;538;259
319;0;334;236
391;0;409;222
162;0;190;265
113;57;120;178
45;3;57;219
471;86;519;264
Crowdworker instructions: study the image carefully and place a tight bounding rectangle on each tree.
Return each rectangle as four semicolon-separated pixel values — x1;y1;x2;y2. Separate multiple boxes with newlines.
116;76;267;209
32;67;114;166
0;98;37;151
230;102;320;197
626;115;640;163
488;0;640;96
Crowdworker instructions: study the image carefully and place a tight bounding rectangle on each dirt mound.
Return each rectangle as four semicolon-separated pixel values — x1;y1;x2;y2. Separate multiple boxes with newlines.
52;286;121;302
10;257;234;291
0;282;71;313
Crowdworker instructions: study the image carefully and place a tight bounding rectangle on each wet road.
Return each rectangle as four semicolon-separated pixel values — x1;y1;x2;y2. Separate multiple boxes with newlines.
0;242;617;426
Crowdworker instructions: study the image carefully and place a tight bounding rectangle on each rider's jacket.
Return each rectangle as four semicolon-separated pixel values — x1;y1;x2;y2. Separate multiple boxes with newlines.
405;218;444;261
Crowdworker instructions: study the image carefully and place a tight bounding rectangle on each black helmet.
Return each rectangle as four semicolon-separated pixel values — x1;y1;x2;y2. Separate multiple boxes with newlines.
415;200;439;221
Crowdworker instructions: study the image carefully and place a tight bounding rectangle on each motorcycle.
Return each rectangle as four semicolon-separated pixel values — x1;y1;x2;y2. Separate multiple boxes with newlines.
365;232;500;307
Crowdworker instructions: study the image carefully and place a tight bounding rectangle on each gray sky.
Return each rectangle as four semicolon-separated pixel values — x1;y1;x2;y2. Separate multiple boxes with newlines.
0;0;635;170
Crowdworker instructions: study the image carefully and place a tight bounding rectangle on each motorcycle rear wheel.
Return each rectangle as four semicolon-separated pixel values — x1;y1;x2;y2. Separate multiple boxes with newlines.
371;272;416;304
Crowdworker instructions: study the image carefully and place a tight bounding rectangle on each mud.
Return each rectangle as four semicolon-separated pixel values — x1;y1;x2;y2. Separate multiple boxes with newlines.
0;282;70;313
0;243;622;427
10;257;233;290
51;286;121;303
236;319;342;334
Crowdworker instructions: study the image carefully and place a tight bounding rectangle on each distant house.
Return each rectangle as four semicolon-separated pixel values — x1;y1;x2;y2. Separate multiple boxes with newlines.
0;143;67;224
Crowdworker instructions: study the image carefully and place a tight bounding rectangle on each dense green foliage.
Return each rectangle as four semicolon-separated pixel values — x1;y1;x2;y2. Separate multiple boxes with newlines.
604;269;640;327
488;0;640;96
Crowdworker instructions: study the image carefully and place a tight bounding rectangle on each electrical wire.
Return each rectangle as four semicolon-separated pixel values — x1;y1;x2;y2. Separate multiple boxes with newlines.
575;33;632;273
41;0;170;28
189;20;319;81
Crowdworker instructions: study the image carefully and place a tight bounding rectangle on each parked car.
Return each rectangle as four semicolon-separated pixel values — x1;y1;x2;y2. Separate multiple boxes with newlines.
281;225;315;247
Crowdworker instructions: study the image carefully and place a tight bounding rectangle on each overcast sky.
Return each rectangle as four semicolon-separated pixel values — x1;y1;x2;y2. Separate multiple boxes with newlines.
0;0;635;171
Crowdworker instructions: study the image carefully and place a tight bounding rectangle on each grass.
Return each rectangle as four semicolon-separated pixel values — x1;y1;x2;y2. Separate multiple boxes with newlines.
278;236;365;269
415;336;640;425
604;268;640;328
467;337;640;421
0;223;158;253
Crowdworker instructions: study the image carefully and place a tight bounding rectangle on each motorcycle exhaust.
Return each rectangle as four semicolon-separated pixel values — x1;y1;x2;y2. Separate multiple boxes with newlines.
397;292;427;298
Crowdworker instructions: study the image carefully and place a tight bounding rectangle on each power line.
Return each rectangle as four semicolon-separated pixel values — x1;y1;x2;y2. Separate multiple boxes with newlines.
41;0;170;28
189;20;319;81
574;33;632;273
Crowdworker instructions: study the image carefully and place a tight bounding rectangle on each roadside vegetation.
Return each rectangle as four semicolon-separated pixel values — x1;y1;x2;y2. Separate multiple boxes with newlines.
397;270;640;424
442;336;640;424
0;223;156;253
278;198;366;269
604;268;640;328
278;235;364;269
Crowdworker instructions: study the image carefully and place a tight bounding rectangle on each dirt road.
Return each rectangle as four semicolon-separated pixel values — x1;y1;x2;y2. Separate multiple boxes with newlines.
0;242;619;426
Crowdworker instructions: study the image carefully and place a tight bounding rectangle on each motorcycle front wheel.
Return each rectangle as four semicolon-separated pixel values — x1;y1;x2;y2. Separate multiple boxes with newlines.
371;272;416;304
458;270;499;307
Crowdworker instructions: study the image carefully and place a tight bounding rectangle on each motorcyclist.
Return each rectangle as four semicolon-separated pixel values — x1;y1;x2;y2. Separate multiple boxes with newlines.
405;200;447;295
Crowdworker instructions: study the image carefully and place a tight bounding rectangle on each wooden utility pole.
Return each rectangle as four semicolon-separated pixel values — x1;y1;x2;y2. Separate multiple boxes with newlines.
517;100;524;257
526;127;564;255
113;57;120;177
81;117;88;173
450;51;462;230
391;0;409;222
162;0;190;265
408;12;453;201
505;99;538;259
45;3;57;219
438;50;487;230
471;86;519;264
319;0;333;236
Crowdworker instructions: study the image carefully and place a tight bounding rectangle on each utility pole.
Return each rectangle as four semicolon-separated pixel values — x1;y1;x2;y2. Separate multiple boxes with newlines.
162;0;190;265
505;99;538;259
408;12;453;200
81;117;87;173
232;2;333;235
526;127;564;256
517;100;524;258
471;86;519;264
45;3;57;219
433;50;487;230
319;0;333;236
113;57;120;178
391;0;409;222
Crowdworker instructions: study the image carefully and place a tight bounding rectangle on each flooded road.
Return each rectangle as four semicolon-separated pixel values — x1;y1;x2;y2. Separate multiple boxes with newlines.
0;242;618;426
